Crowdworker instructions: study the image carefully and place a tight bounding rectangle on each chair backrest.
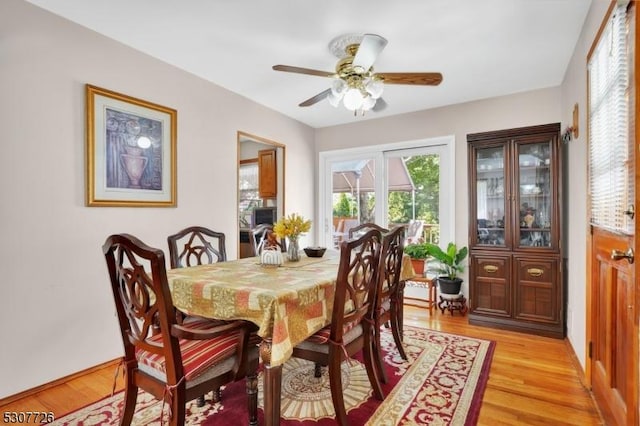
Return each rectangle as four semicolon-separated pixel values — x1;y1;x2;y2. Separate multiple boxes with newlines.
348;222;389;240
330;228;383;342
380;225;406;301
103;233;185;383
405;219;424;244
167;226;227;269
341;219;360;239
251;224;286;255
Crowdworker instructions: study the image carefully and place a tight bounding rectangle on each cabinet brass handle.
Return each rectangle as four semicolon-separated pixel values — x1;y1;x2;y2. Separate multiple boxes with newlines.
483;265;498;273
527;268;544;277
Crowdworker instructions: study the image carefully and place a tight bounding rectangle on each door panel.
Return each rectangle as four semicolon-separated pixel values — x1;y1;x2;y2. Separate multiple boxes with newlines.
384;148;445;243
320;140;454;251
513;257;559;322
472;144;508;248
587;3;638;425
328;156;378;247
513;138;557;251
470;254;511;316
591;227;635;426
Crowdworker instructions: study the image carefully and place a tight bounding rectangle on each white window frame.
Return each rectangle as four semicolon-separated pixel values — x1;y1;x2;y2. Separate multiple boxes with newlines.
317;135;455;248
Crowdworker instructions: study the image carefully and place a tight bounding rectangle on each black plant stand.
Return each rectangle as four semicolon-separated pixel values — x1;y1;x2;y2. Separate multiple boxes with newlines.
438;293;468;315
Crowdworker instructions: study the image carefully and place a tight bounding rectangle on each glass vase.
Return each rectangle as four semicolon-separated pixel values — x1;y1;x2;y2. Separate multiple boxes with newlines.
287;236;300;262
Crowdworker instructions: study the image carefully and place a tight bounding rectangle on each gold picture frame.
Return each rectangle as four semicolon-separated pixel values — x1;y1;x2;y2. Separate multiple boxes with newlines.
86;84;177;207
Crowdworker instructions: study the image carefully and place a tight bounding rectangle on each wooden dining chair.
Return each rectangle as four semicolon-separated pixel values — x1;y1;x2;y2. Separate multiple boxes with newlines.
167;226;227;268
291;229;385;426
103;234;259;426
348;222;389;240
167;226;233;406
340;219;360;241
373;225;408;384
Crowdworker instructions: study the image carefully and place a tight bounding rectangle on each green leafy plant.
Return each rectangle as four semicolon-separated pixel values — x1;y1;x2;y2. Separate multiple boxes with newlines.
425;242;468;279
403;243;430;260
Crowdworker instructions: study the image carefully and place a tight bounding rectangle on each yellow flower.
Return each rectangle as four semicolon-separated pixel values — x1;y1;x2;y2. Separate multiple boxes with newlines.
273;213;311;239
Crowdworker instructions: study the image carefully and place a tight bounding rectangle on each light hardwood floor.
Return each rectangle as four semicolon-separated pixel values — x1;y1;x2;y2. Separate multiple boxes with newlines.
1;306;603;425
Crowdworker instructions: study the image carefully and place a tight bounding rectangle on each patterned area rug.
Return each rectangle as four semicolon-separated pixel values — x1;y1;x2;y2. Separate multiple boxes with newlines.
52;326;494;425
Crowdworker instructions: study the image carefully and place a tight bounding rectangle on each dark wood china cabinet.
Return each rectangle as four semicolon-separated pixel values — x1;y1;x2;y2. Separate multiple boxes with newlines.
467;123;564;338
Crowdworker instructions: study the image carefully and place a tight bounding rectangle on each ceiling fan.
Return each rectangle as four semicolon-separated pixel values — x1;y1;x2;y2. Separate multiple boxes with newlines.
272;33;443;115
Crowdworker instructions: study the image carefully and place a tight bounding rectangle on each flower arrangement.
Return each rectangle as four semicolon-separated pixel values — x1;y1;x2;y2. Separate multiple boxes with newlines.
273;213;311;240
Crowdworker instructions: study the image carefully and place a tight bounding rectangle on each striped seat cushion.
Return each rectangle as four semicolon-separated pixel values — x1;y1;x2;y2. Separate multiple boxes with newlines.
306;320;359;344
135;318;240;381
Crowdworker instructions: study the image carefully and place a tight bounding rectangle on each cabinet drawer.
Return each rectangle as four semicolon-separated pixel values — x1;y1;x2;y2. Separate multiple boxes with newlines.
514;257;559;323
470;254;511;317
516;259;554;283
474;257;508;279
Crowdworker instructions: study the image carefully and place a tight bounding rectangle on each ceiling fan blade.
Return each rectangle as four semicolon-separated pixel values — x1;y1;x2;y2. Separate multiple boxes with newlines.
378;72;443;86
299;89;331;107
353;34;388;73
372;97;387;112
273;65;334;78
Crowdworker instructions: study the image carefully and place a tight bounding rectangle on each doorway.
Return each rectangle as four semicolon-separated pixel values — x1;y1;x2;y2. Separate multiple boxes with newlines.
237;131;285;258
318;136;454;249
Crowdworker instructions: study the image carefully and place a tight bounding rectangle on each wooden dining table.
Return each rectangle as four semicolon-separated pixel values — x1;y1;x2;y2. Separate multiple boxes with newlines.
166;250;414;425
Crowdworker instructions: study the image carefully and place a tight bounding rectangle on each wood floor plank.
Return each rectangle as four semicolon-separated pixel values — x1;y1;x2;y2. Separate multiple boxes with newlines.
0;306;603;425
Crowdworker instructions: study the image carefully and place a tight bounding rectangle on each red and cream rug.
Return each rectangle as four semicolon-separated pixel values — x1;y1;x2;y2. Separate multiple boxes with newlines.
52;326;494;425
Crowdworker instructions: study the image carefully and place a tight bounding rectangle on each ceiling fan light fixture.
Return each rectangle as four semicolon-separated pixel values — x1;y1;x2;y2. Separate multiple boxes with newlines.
272;32;443;115
331;78;347;96
361;95;376;111
343;88;364;111
327;91;342;107
365;77;384;99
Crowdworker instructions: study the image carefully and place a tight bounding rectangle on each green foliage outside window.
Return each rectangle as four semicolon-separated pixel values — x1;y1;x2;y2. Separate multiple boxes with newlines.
388;155;439;224
332;154;440;226
333;193;355;217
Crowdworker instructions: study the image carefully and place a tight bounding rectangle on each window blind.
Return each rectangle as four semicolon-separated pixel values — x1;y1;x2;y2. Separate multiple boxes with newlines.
239;163;260;211
588;2;634;233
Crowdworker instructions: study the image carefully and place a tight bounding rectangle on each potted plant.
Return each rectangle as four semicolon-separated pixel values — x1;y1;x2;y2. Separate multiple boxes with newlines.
424;242;468;295
403;243;430;276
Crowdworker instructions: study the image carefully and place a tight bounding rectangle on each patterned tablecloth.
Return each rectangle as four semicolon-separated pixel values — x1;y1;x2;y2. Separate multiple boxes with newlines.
167;250;414;367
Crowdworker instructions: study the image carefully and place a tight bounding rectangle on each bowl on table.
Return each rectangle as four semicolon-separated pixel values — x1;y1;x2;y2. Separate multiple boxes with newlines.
304;246;326;258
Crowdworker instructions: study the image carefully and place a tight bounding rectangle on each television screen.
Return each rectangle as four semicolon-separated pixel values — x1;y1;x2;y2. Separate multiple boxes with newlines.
252;207;277;227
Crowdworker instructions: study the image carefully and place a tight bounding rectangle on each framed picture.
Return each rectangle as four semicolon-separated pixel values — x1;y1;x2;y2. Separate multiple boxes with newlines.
86;84;177;207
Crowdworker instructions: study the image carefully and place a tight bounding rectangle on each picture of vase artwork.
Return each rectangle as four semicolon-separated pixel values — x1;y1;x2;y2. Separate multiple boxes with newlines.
105;109;163;190
86;84;176;207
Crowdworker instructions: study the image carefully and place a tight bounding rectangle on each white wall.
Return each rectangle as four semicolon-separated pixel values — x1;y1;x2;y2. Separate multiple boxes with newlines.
0;0;315;398
560;0;609;369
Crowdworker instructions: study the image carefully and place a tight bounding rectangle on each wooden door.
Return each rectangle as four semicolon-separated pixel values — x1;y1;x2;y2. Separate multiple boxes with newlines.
590;229;636;425
587;2;638;424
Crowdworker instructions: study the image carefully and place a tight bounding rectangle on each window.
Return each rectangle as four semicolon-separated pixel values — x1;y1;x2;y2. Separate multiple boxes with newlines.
588;1;635;233
239;161;260;227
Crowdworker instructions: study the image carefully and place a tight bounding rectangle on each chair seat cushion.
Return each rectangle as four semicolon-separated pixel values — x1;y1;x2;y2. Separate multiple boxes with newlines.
305;320;360;344
136;318;240;381
295;323;364;355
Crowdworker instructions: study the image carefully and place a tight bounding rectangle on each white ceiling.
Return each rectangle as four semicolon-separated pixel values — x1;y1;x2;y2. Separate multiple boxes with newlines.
25;0;592;129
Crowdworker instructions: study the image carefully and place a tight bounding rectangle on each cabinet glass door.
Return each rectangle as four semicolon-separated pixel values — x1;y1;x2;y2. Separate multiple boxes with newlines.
516;141;552;248
475;146;506;247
